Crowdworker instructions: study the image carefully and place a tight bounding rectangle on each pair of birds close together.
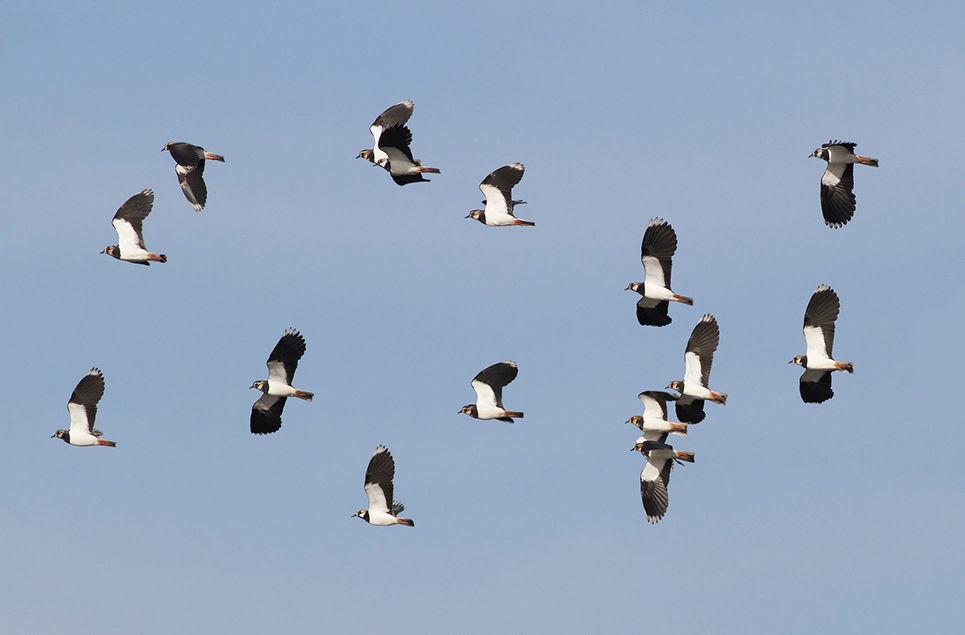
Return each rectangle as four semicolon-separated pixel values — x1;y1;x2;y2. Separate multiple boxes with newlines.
357;100;535;227
101;143;224;266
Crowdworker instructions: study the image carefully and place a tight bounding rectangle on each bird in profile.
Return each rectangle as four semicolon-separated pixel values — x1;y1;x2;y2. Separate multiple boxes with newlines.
162;142;225;211
250;329;313;435
790;285;853;403
667;314;727;424
460;361;524;422
627;390;688;438
52;368;116;447
357;100;439;185
626;218;693;326
466;163;534;226
632;436;694;524
352;446;415;527
101;189;167;265
809;140;878;228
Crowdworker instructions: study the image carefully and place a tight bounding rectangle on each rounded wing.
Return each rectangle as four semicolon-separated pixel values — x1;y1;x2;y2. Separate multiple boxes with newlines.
471;361;519;409
363;445;396;515
266;329;307;386
67;368;105;436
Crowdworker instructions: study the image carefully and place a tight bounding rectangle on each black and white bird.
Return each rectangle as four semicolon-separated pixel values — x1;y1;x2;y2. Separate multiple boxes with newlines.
459;361;524;422
632;436;694;524
101;190;167;265
52;368;116;447
356;100;439;185
790;285;854;403
809;140;878;228
667;314;728;424
625;218;693;326
352;446;415;527
249;329;314;435
466;163;534;227
626;391;688;438
162;142;225;211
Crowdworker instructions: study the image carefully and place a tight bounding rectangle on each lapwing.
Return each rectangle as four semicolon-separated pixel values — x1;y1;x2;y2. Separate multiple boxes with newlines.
101;189;167;265
626;390;688;438
459;361;524;422
352;446;414;527
162;142;224;211
790;285;854;403
632;436;694;524
466;164;534;226
52;368;116;447
809;140;878;228
249;329;313;435
357;100;439;185
626;218;693;326
667;314;728;424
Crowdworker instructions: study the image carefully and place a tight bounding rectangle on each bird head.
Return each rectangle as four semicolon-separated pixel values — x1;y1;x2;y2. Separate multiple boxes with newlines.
51;430;68;440
356;149;374;162
250;380;268;392
626;415;644;428
666;380;684;393
352;510;369;522
459;405;477;417
631;437;647;454
101;245;119;259
809;147;829;161
466;210;483;221
789;355;806;367
626;282;642;293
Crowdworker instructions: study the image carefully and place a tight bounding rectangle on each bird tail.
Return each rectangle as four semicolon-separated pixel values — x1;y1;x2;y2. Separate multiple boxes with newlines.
203;152;225;162
149;253;167;263
513;219;535;227
505;411;524;419
710;391;728;405
856;155;878;167
97;439;117;447
293;390;314;401
672;293;694;306
397;518;415;527
417;166;441;174
836;361;854;374
669;422;688;437
674;450;695;462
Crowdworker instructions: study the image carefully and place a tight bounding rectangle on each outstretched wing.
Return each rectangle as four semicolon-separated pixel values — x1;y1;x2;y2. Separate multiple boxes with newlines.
266;329;307;386
67;368;105;435
472;361;519;409
112;190;154;250
250;394;287;434
364;446;396;515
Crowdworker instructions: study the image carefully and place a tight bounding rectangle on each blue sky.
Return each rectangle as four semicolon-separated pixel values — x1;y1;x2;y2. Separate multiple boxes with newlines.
1;1;963;633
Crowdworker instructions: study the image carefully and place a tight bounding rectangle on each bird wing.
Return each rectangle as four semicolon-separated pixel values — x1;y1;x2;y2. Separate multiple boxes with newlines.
378;125;416;162
370;100;414;147
640;456;672;523
638;390;676;421
799;369;833;403
250;394;286;434
480;164;524;216
177;162;207;211
166;142;203;167
803;285;839;358
112;189;154;250
472;361;518;409
674;395;705;424
266;329;307;385
684;314;719;388
363;446;396;515
820;162;855;228
640;218;677;288
67;368;105;435
635;298;672;326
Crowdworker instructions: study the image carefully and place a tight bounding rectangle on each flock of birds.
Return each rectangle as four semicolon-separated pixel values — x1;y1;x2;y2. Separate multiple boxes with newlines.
53;99;878;525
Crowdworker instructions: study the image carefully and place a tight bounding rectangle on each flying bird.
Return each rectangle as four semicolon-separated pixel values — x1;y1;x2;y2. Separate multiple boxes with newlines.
809;140;878;228
459;361;524;422
632;436;694;524
162;142;225;211
250;329;314;435
352;446;415;527
466;163;534;226
790;285;854;403
52;368;116;447
667;314;728;424
626;218;693;326
356;100;439;185
101;189;166;265
626;390;688;438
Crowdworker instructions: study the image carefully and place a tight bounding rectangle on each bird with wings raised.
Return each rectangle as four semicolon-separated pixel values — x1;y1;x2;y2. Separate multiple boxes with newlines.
459;360;524;422
667;314;728;424
466;163;533;226
790;285;853;403
52;368;116;447
809;140;878;228
356;100;439;185
626;390;688;439
626;218;693;326
249;329;314;435
632;436;694;524
101;189;167;265
162;142;225;211
352;446;414;527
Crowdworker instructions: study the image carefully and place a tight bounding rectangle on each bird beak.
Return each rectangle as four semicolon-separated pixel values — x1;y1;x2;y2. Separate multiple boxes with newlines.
351;511;360;518
624;284;632;291
50;433;56;438
788;359;794;364
465;213;472;219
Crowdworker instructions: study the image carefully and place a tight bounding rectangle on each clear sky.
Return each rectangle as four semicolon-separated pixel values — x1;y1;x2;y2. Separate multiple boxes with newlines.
1;1;963;633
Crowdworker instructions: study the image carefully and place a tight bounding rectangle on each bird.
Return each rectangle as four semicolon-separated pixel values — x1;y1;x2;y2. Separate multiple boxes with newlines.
809;140;878;228
667;314;728;424
352;445;415;527
466;163;534;226
249;329;313;435
101;190;167;265
52;368;116;447
790;285;854;403
459;361;524;422
626;390;688;438
356;100;439;185
162;142;225;211
626;218;693;326
632;436;694;524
